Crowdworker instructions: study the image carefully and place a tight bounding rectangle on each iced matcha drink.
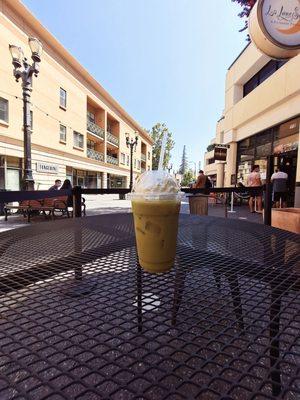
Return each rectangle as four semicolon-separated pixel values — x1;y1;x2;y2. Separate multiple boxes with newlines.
130;171;181;273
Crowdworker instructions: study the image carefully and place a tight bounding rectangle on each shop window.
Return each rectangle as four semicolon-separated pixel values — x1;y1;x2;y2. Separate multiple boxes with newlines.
60;87;67;109
60;124;67;142
275;117;299;140
73;131;84;148
0;97;8;123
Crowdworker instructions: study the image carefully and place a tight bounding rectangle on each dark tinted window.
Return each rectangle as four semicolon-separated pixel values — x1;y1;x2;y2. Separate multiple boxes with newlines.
243;75;259;97
243;60;287;97
259;61;277;84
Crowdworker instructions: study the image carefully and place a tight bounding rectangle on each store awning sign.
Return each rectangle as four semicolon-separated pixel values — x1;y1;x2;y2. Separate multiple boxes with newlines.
249;0;300;59
214;146;228;162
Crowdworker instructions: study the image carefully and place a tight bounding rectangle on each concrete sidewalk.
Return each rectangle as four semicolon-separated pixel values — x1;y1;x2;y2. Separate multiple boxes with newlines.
0;194;263;232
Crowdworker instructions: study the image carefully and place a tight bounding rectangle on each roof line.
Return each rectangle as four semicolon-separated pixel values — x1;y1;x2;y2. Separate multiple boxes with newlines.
227;42;251;70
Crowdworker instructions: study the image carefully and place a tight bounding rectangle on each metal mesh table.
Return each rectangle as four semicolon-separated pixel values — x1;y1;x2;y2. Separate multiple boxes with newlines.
0;214;299;400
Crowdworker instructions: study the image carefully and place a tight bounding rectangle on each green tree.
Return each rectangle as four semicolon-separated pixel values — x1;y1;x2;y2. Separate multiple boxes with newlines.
181;169;194;187
149;123;175;170
179;145;188;175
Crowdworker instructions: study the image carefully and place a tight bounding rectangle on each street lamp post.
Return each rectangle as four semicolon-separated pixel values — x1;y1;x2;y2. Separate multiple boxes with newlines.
126;133;138;191
9;37;42;190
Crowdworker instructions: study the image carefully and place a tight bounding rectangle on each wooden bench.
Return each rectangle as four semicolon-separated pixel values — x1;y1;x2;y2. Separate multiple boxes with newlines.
4;196;86;222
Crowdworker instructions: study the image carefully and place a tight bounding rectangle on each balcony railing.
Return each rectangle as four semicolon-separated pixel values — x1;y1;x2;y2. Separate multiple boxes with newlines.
107;154;119;165
87;148;104;162
107;132;119;147
141;153;146;162
87;120;105;139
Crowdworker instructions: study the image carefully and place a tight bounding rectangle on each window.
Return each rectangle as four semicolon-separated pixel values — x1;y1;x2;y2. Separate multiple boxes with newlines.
126;155;129;166
207;158;215;165
243;60;287;97
59;124;66;142
60;88;67;109
148;151;150;160
73;131;84;148
0;97;8;123
30;110;33;130
121;153;125;164
137;160;141;170
87;111;95;123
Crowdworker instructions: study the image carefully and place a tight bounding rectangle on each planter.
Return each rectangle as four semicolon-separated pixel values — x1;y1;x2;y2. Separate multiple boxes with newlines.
271;208;300;234
188;195;208;216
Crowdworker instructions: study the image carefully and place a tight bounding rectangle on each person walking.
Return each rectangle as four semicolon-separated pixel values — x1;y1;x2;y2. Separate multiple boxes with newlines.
271;167;288;208
49;179;61;191
247;165;262;213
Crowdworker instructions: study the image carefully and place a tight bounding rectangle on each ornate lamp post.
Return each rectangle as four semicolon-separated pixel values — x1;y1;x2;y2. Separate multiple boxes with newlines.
126;133;138;191
9;37;42;190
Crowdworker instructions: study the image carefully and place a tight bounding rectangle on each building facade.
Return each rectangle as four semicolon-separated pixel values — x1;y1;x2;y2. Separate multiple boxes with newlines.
0;0;153;191
204;43;300;206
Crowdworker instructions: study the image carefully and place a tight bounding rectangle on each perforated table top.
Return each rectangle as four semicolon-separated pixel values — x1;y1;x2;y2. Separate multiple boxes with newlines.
0;214;299;400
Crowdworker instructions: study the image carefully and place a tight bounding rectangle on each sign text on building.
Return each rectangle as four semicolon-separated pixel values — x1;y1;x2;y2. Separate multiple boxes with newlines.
249;0;300;59
36;161;58;174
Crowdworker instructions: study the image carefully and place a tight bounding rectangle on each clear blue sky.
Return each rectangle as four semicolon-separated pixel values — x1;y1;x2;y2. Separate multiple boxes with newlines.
23;0;246;171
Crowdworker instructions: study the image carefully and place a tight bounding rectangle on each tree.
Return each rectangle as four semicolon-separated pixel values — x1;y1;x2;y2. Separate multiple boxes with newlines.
149;123;175;170
232;0;257;37
181;170;194;187
179;145;188;175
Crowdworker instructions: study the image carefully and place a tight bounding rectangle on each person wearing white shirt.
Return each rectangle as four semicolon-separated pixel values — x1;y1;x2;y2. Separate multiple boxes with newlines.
271;168;288;208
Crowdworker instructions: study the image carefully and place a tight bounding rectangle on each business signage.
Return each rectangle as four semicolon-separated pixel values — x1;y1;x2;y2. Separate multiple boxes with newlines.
36;161;59;174
214;147;227;162
249;0;300;59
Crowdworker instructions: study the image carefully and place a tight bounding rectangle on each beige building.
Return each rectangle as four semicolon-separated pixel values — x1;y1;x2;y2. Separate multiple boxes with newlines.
204;42;300;206
0;0;153;191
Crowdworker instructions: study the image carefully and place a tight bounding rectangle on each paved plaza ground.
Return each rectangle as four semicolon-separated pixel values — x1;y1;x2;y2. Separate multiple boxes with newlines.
0;194;263;233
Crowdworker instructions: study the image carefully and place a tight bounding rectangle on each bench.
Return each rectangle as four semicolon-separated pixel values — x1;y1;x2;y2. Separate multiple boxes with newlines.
4;196;86;222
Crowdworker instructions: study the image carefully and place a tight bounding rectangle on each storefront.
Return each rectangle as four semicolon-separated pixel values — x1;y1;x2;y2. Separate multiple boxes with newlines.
67;167;102;188
108;174;127;188
237;116;299;201
0;156;22;191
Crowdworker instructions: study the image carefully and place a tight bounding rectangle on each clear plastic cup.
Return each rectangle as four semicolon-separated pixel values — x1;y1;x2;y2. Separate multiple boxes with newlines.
130;170;182;273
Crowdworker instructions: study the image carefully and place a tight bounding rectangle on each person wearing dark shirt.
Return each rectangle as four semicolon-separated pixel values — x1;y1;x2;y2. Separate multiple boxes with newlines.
49;179;61;191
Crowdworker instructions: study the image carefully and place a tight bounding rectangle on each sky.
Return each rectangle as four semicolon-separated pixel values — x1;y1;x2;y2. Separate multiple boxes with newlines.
23;0;247;171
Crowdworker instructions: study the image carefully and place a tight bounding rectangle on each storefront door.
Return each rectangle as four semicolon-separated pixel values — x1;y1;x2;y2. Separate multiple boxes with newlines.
274;151;297;203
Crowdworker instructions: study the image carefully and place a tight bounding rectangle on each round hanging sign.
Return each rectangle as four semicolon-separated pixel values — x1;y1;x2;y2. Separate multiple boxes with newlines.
249;0;300;59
